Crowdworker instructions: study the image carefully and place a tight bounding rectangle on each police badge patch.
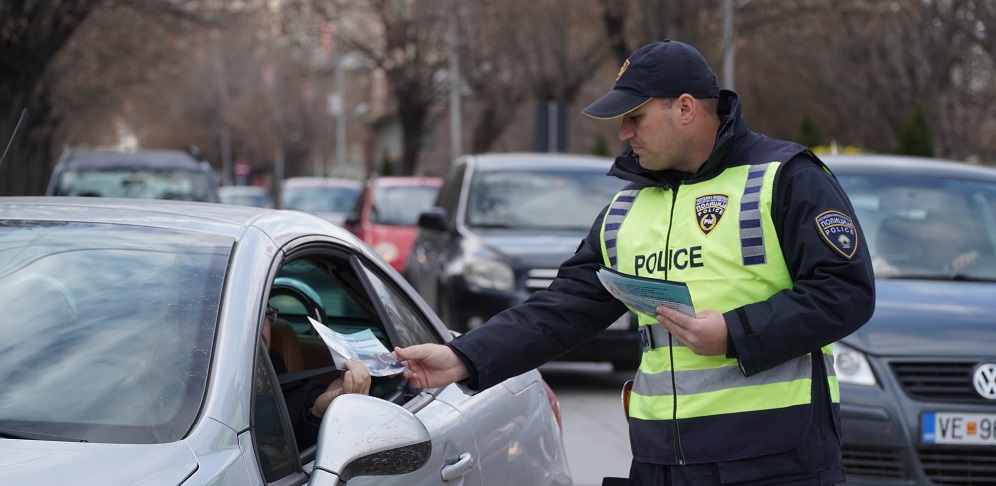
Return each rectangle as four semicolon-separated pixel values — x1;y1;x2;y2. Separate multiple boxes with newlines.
695;194;729;236
815;210;858;258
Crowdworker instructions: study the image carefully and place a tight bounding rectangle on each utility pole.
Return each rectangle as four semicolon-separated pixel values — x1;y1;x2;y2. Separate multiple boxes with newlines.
722;0;735;91
448;3;463;162
215;29;233;185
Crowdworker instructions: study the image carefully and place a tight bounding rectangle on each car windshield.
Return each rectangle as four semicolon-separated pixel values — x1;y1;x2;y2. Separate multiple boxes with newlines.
0;221;231;444
838;173;996;280
55;169;216;202
371;185;439;226
467;169;624;230
282;186;359;213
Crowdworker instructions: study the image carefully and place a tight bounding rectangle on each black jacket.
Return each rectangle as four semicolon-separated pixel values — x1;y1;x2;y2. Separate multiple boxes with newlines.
448;90;875;393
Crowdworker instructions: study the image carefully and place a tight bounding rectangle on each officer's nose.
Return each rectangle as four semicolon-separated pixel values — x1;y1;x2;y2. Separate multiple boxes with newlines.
619;117;635;142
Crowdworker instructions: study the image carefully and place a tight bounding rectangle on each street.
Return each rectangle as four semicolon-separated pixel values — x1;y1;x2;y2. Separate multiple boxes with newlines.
540;362;634;486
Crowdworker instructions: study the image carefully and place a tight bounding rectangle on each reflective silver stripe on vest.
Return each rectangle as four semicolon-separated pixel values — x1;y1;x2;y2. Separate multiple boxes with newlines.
639;322;683;351
604;189;641;270
739;163;771;266
632;351;831;397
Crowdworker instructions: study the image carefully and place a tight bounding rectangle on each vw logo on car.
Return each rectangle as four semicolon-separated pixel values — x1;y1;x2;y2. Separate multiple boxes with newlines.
974;363;996;400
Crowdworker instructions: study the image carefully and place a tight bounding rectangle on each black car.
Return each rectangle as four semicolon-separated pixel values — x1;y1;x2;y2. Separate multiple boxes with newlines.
45;147;220;202
823;155;996;485
405;152;642;370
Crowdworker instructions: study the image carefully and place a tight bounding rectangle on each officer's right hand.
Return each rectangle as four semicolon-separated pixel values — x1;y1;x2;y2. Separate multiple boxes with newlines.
393;344;470;389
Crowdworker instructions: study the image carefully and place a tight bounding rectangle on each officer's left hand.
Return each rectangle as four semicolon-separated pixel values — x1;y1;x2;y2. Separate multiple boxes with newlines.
656;306;727;356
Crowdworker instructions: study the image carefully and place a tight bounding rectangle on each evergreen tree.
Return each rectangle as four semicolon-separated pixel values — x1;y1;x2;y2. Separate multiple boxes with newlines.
378;150;395;176
590;133;611;156
895;104;934;157
796;113;822;149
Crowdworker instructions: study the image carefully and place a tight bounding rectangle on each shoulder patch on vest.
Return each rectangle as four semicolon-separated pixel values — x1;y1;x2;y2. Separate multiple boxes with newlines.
815;210;858;259
695;194;729;236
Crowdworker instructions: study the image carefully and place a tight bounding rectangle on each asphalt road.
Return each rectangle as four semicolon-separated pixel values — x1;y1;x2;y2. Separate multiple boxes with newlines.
539;362;635;486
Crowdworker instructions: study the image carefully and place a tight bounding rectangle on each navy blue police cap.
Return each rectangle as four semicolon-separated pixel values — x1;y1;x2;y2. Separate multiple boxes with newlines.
582;40;720;119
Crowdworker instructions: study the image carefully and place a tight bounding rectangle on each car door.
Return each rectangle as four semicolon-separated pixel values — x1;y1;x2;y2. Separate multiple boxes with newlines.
349;257;482;486
250;242;482;485
354;256;571;485
407;162;466;308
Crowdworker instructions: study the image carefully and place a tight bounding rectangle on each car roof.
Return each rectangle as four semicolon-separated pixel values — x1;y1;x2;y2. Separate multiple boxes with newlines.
366;176;442;188
218;185;270;194
821;154;996;181
282;177;361;188
0;197;357;248
458;152;614;171
55;148;208;171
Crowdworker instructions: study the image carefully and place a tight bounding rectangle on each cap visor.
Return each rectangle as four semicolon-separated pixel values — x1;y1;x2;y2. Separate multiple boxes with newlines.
581;90;651;119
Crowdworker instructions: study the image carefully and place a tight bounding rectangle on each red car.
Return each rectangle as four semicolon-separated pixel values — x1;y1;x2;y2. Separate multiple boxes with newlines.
347;176;442;272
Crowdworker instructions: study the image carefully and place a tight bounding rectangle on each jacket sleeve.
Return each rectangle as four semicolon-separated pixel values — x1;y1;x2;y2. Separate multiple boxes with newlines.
725;155;875;376
449;206;630;390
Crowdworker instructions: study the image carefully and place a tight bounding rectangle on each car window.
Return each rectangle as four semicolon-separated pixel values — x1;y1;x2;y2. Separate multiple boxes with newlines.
0;221;229;444
282;186;360;213
356;259;442;348
252;345;298;482
466;169;623;230
436;163;467;227
370;185;440;226
254;248;436;475
55;168;216;201
271;259;374;335
838;173;996;279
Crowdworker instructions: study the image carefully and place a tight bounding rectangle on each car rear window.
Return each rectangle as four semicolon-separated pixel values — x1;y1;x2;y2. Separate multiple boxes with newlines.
370;185;440;226
838;173;996;280
467;169;625;230
0;221;231;444
55;168;217;202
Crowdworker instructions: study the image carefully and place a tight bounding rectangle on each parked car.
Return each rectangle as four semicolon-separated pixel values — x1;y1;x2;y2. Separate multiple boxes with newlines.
45;147;220;202
823;154;996;485
345;176;442;273
405;152;642;370
0;197;571;485
280;177;361;226
218;184;274;208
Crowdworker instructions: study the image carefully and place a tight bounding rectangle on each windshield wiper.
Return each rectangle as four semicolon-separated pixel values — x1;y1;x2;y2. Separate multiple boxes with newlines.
0;427;87;442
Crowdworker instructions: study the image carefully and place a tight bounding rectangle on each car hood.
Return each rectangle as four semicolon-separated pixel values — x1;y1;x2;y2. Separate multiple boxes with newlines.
0;440;197;484
842;279;996;356
472;229;585;268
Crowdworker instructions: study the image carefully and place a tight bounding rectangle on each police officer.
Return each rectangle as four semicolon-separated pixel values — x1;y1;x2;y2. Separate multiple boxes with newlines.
393;40;875;486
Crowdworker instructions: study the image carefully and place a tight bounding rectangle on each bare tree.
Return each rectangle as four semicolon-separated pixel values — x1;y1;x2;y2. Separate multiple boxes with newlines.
731;0;995;160
0;0;248;196
457;2;532;153
331;0;451;176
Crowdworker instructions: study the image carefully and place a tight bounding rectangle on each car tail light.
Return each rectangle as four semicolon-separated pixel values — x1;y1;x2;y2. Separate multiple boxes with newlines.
541;378;563;433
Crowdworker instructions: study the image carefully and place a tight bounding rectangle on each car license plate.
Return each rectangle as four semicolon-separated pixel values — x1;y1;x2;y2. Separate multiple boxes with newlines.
922;412;996;446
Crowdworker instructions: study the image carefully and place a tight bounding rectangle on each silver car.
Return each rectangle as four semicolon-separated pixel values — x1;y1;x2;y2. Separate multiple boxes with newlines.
0;197;572;485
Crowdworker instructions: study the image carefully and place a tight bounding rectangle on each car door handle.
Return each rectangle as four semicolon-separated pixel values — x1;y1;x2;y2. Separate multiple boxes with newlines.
440;452;475;481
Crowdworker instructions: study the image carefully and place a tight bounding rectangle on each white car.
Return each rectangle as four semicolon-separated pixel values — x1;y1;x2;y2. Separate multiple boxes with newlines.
0;197;572;485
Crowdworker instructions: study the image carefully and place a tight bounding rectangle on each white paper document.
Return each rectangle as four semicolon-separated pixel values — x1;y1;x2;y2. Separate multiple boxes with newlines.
596;266;696;317
309;317;407;377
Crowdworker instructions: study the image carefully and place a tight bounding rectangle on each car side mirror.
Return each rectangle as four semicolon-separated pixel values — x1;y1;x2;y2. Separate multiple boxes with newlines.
308;394;431;485
417;208;448;232
343;213;359;231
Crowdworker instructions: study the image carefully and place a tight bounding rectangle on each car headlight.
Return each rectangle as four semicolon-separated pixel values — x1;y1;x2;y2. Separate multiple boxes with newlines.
464;256;514;291
833;341;877;386
373;242;400;264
